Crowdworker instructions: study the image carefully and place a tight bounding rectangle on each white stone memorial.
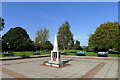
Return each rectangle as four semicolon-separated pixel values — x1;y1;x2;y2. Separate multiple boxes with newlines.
43;35;64;67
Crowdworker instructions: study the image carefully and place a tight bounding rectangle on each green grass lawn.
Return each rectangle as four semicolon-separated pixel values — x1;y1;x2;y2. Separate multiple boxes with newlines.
62;49;119;57
62;52;98;56
1;49;119;57
108;54;119;57
1;50;51;57
61;49;81;52
64;52;119;57
85;52;98;56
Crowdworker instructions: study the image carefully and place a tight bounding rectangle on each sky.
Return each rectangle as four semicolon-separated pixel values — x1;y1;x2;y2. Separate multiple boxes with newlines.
2;2;118;46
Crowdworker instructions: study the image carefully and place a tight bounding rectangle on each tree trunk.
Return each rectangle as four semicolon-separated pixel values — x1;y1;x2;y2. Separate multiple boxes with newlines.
40;47;42;52
63;44;66;52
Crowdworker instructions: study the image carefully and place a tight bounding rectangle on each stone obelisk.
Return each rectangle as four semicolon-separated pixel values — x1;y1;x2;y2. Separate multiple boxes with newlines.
50;35;60;62
43;35;64;67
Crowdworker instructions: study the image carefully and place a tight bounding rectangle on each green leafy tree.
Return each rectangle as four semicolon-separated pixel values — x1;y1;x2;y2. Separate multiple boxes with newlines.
0;17;5;52
2;27;34;51
35;28;49;50
17;39;35;51
43;41;53;50
0;17;5;31
68;40;74;49
85;46;95;52
74;40;80;50
58;21;74;50
2;41;8;51
89;22;119;51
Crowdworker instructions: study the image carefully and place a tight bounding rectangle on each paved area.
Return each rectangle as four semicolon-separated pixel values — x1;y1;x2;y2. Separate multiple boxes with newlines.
0;56;118;79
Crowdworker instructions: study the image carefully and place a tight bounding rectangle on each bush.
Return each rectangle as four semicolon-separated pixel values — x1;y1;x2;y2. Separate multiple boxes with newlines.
86;46;108;53
16;43;35;51
42;41;53;50
85;46;94;52
108;49;120;54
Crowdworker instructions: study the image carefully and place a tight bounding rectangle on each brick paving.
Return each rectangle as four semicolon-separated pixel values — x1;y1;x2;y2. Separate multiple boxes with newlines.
1;56;118;79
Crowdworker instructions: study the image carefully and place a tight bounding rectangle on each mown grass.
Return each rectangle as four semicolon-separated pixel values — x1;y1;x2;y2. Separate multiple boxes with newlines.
1;49;119;57
1;50;51;57
63;52;119;57
61;52;98;56
62;49;119;57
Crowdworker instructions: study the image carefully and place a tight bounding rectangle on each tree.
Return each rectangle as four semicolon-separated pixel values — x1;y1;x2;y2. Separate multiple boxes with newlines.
43;41;53;50
74;40;80;50
58;21;74;50
35;28;49;50
0;17;5;53
85;46;95;52
17;39;35;51
2;41;8;51
0;17;5;31
68;40;74;49
88;22;119;51
2;27;34;51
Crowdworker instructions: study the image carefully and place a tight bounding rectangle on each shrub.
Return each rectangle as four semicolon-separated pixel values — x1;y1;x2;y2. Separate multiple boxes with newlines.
85;46;94;52
108;49;120;54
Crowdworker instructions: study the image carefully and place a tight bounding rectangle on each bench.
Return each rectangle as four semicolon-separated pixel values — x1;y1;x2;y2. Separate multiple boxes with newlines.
70;51;76;53
76;51;86;56
3;52;14;56
61;52;67;55
33;52;41;55
98;52;108;57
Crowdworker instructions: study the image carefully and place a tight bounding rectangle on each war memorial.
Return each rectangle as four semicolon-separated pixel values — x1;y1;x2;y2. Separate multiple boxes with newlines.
0;35;119;79
43;35;64;67
0;2;119;80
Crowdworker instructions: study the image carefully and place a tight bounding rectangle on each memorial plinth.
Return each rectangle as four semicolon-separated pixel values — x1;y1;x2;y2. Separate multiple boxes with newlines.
43;35;64;67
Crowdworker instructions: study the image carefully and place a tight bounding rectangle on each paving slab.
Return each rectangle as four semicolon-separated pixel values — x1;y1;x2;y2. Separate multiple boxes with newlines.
1;57;118;79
